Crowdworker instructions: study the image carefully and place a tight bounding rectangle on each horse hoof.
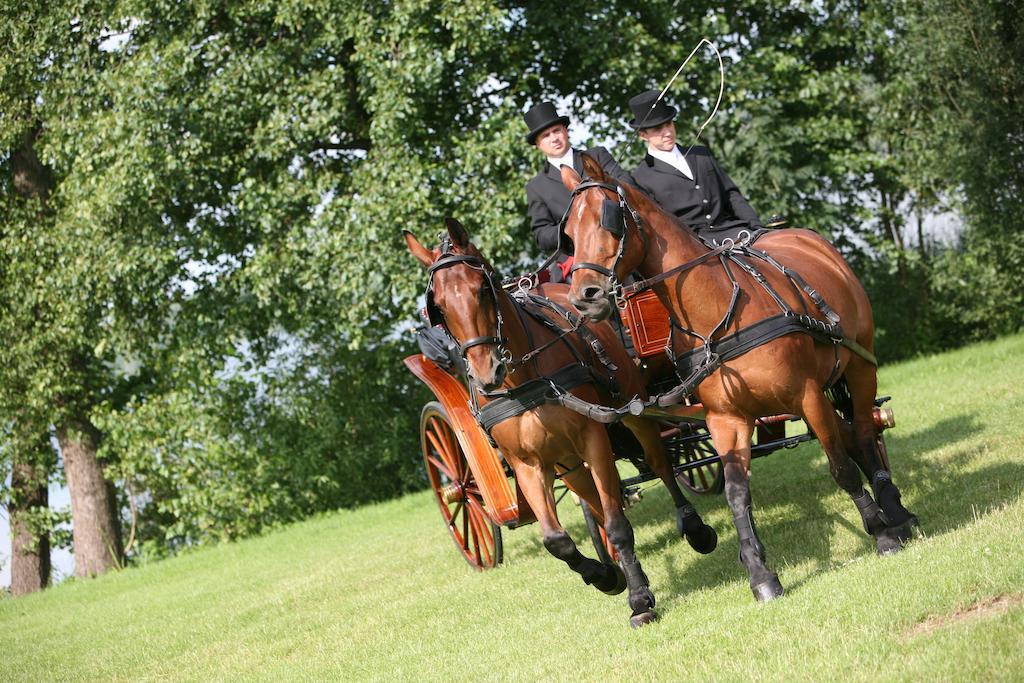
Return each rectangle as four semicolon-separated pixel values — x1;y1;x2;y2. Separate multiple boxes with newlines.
686;524;718;555
876;540;901;556
751;575;785;602
876;518;917;555
900;515;919;539
599;563;628;596
629;610;658;629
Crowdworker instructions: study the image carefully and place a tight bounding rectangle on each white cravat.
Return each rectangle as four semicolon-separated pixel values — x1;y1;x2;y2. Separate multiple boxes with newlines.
648;145;693;180
547;148;575;171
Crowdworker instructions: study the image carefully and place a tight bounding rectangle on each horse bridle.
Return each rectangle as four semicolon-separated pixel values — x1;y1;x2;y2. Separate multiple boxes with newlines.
425;239;512;362
564;180;646;306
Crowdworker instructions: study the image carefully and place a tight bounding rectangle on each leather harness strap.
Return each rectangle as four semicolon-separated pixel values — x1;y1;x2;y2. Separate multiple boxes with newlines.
475;363;595;434
550;179;884;414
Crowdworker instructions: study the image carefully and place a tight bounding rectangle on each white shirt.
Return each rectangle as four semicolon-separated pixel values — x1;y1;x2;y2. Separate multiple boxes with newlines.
648;145;693;180
546;148;575;171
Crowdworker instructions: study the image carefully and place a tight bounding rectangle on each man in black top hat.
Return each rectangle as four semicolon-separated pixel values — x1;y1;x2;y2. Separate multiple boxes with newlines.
523;102;634;275
627;90;761;244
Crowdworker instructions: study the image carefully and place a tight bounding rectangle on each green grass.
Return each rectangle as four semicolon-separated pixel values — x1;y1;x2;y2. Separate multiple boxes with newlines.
4;334;1024;681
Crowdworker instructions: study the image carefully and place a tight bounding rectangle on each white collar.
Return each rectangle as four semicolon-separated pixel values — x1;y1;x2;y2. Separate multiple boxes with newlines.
648;145;693;180
546;148;575;171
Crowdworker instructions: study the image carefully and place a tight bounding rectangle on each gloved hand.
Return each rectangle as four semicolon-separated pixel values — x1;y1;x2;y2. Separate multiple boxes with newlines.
558;255;575;281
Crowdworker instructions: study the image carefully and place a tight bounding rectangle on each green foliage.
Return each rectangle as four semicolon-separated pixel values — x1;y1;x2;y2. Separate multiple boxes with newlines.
926;239;1023;345
860;234;1024;362
95;340;427;557
858;0;1024;360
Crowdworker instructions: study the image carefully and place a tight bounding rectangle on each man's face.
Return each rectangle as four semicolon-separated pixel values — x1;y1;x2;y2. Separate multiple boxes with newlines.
535;123;569;157
639;121;677;152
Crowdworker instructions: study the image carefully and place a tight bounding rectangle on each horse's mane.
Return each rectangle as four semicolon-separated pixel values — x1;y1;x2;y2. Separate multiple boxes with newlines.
579;151;607;183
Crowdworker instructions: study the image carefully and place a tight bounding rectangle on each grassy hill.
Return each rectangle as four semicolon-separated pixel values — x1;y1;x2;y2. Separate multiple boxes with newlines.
3;334;1024;681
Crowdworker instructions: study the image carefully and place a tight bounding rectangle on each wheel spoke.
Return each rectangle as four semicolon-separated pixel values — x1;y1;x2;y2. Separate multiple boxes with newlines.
443;440;467;483
473;511;492;566
426;454;457;481
469;511;484;566
468;497;489;561
671;434;722;494
466;496;493;565
447;501;465;529
425;428;450;464
695;466;709;488
431;418;463;479
426;416;448;453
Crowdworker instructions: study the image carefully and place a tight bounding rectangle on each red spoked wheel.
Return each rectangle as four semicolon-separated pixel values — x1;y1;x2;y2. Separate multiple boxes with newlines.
665;425;725;495
420;402;503;570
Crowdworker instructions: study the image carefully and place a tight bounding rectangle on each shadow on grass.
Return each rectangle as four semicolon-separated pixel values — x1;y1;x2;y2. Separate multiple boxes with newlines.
491;411;1022;613
646;411;1024;604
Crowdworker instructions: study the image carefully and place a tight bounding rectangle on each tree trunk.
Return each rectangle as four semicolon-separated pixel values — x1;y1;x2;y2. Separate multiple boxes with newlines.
916;203;927;261
10;126;52;201
9;461;51;596
57;420;122;577
7;126;58;591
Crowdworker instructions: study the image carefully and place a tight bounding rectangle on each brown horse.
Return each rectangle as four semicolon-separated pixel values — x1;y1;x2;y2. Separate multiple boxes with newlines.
562;156;917;601
405;218;717;627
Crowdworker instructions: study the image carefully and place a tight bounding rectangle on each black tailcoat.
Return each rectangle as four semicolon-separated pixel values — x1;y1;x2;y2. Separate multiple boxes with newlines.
632;144;761;242
526;146;634;253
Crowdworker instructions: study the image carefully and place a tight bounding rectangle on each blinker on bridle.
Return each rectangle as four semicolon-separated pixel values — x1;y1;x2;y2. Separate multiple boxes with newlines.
424;239;511;362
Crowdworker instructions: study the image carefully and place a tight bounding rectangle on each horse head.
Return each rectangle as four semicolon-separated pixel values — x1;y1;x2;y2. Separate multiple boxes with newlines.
404;218;508;391
561;154;646;321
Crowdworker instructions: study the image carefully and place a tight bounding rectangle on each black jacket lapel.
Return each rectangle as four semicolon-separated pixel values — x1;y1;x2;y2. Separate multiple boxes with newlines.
646;153;688;180
677;144;700;184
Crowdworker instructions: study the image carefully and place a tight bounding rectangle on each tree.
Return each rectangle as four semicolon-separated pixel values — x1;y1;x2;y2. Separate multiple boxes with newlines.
857;0;1024;356
1;2;138;579
6;441;52;595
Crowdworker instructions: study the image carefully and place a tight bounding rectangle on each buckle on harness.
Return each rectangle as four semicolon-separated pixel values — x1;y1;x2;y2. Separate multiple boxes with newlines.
613;282;628;310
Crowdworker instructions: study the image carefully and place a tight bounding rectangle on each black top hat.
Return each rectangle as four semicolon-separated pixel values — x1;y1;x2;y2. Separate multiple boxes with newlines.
628;89;678;130
523;101;570;144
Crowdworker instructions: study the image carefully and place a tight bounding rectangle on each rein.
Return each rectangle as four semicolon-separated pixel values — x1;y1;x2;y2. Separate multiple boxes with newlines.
619;241;733;297
505;295;586;369
427;237;620;374
561;179;879;411
424;242;645;437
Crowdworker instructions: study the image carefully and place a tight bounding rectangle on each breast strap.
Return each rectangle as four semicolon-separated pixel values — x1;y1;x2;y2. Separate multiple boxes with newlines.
474;363;595;434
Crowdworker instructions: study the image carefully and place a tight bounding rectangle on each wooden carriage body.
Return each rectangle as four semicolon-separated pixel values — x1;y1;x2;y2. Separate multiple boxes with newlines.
404;354;519;526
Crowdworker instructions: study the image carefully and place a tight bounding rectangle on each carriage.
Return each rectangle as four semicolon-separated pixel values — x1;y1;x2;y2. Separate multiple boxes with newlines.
405;288;896;570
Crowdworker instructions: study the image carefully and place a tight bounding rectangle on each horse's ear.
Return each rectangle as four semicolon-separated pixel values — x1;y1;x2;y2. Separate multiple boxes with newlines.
580;152;605;181
560;164;583;191
403;230;434;268
445;217;470;248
